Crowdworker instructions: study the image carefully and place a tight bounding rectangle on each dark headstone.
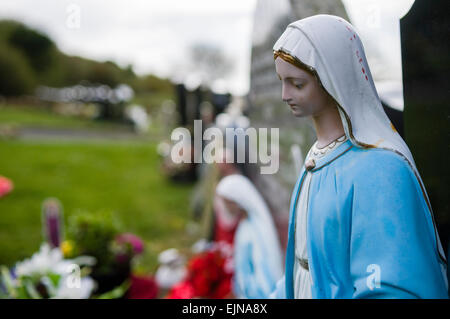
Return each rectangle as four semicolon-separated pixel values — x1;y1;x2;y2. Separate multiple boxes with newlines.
175;84;187;126
401;0;450;256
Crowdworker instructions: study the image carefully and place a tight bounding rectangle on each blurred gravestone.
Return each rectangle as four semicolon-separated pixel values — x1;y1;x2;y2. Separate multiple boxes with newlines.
175;84;187;126
211;92;231;117
401;0;450;254
248;0;350;250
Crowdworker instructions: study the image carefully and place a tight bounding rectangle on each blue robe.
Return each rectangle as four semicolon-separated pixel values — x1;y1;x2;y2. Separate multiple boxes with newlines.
277;139;448;299
233;220;282;298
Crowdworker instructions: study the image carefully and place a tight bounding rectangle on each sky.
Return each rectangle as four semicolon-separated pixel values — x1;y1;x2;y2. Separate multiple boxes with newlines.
0;0;415;98
342;0;415;110
0;0;257;95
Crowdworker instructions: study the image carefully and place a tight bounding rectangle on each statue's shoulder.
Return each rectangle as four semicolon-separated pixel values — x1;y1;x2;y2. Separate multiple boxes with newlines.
342;146;415;182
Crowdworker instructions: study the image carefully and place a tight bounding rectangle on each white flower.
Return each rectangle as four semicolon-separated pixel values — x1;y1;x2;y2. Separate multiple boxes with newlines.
156;248;187;289
155;265;187;289
158;248;184;266
53;276;95;299
191;239;211;254
15;244;65;277
13;243;96;299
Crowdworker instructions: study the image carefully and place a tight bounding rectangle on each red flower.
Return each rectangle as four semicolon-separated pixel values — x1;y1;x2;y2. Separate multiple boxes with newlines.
172;247;233;299
167;280;196;299
127;274;158;299
190;272;210;296
0;176;13;198
211;276;232;299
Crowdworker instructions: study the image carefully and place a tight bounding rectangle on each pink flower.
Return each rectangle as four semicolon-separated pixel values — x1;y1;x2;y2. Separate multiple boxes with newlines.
0;176;13;198
115;233;144;255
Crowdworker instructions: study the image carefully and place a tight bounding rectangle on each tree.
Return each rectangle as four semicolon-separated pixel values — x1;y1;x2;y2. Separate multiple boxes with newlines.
8;23;56;74
0;45;35;96
186;43;234;86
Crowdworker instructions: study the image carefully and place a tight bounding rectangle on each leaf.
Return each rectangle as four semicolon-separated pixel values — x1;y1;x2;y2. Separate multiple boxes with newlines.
46;272;62;287
41;276;58;297
94;279;130;299
24;280;42;299
0;266;17;298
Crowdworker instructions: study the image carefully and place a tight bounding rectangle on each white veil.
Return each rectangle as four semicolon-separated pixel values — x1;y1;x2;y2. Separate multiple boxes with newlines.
273;14;416;169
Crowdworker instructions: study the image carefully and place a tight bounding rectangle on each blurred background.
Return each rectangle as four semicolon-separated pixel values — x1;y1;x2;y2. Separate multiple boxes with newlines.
0;0;448;298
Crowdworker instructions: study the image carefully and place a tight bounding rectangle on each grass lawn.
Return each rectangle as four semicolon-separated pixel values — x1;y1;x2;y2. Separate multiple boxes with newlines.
0;138;198;274
0;103;133;131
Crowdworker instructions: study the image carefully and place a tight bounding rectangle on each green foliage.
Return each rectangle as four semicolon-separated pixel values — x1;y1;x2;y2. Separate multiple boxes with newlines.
60;56;124;87
67;210;122;273
133;74;173;94
0;103;137;133
94;279;130;299
0;128;197;273
8;23;56;74
0;19;175;98
0;45;35;96
0;20;23;43
1;266;17;298
87;61;121;87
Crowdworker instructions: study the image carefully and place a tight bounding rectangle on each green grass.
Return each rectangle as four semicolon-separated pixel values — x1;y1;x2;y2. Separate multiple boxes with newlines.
0;104;132;131
0;138;197;273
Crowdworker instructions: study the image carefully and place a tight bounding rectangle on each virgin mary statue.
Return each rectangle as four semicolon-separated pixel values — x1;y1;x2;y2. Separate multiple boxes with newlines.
216;174;284;298
271;14;448;299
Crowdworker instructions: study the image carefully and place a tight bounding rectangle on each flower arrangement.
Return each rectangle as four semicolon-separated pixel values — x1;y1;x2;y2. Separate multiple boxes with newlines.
167;241;233;299
0;243;95;299
65;211;144;295
62;213;157;299
0;198;152;299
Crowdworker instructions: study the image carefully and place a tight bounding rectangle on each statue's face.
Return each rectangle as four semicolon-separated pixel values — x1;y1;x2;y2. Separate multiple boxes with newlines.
218;195;247;219
275;57;333;118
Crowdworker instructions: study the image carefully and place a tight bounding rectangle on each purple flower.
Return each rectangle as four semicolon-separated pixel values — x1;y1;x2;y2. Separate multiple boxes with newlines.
115;233;144;255
42;198;63;248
